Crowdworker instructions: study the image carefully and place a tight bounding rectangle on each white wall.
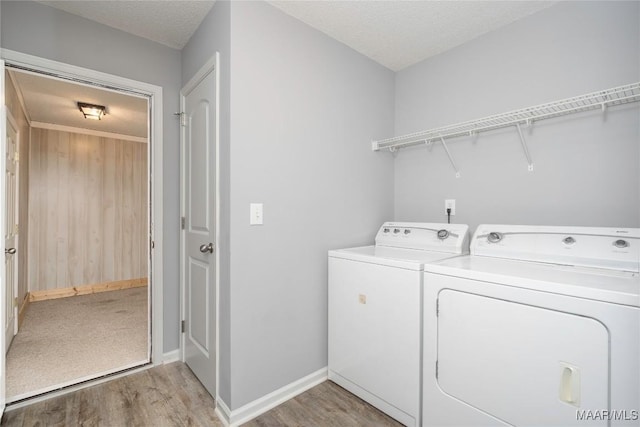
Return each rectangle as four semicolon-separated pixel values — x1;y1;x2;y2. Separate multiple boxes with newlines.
228;2;394;408
0;0;183;352
183;0;395;410
394;1;640;232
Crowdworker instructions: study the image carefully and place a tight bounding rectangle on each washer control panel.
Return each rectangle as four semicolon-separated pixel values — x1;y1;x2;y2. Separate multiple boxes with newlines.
472;224;640;272
375;222;469;253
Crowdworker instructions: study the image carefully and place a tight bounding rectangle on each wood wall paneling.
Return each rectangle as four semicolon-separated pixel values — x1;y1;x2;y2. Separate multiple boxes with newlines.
28;129;147;291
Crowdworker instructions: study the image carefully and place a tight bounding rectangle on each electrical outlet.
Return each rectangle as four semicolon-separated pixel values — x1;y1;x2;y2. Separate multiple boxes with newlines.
445;199;456;216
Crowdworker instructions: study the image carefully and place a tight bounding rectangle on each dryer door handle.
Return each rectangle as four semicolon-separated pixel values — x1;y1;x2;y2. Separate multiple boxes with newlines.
559;363;581;406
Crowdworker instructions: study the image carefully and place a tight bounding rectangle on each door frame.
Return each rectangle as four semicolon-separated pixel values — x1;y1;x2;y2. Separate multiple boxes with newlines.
0;57;7;415
179;53;220;399
5;109;19;343
0;48;164;367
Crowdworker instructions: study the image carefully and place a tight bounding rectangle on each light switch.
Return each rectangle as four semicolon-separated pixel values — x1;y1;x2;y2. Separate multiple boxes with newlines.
250;203;263;225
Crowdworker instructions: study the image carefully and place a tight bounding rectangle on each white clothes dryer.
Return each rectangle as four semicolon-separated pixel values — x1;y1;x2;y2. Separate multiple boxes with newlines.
422;225;640;427
329;222;469;426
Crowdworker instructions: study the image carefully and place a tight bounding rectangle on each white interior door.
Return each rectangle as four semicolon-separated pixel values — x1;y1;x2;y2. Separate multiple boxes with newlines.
4;111;18;353
0;58;8;415
181;60;217;397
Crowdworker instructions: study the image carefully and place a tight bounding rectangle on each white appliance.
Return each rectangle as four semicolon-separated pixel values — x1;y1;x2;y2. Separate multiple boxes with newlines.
422;225;640;427
329;222;470;426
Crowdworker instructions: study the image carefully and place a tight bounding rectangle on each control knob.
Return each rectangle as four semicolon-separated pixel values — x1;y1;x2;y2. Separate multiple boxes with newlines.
437;229;450;240
614;239;629;249
487;232;503;243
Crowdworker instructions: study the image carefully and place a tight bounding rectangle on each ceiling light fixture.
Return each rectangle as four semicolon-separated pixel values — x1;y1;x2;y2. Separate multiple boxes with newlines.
77;102;106;120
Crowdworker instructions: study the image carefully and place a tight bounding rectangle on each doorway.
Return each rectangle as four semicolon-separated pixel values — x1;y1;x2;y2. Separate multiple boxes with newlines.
4;67;149;401
0;50;164;408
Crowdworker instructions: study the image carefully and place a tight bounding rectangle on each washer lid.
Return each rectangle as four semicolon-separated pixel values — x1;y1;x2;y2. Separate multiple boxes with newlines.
329;245;463;270
472;225;640;273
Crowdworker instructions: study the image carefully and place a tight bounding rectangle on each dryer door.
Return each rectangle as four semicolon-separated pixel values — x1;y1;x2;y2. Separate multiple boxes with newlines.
437;289;608;426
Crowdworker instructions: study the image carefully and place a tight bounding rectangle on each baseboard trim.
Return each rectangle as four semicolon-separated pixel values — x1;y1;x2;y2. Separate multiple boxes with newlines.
218;367;328;426
215;398;232;426
18;294;30;327
162;349;180;364
29;278;148;302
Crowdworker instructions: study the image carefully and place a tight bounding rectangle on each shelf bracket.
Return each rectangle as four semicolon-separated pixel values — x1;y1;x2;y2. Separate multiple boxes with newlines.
439;137;461;178
515;123;534;172
601;93;609;113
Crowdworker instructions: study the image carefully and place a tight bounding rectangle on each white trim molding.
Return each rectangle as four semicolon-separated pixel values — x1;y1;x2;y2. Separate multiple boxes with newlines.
30;121;147;144
1;59;8;414
1;48;164;368
5;362;153;411
0;49;158;96
162;349;180;365
215;399;232;427
215;368;328;426
6;70;31;124
181;55;217;95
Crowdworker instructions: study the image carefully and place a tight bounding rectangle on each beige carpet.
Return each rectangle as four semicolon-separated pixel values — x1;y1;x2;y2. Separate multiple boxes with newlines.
6;287;148;400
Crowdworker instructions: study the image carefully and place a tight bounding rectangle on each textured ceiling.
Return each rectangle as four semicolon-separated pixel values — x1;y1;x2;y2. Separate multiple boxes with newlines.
37;1;556;71
269;1;557;71
37;0;216;50
8;3;560;140
10;70;148;139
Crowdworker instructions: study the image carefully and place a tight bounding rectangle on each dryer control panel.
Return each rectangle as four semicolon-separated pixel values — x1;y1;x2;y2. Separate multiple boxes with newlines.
472;225;640;272
375;222;469;254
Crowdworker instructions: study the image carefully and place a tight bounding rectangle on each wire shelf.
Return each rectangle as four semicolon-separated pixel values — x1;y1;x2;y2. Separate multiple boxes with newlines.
372;82;640;152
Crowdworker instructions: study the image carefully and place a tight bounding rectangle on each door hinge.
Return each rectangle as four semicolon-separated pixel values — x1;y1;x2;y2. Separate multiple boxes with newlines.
181;320;185;333
181;217;185;230
435;360;439;379
15;152;19;162
175;112;187;127
151;240;155;249
13;297;18;308
436;299;439;317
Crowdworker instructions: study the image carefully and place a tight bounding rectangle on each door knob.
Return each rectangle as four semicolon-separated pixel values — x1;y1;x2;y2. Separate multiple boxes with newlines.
5;248;16;255
199;243;214;254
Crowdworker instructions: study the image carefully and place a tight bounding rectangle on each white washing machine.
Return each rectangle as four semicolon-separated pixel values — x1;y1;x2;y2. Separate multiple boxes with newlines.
329;222;470;426
422;225;640;427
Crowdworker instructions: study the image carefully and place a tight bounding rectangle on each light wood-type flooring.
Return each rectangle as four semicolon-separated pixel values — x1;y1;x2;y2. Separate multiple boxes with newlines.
243;380;402;427
2;362;402;426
